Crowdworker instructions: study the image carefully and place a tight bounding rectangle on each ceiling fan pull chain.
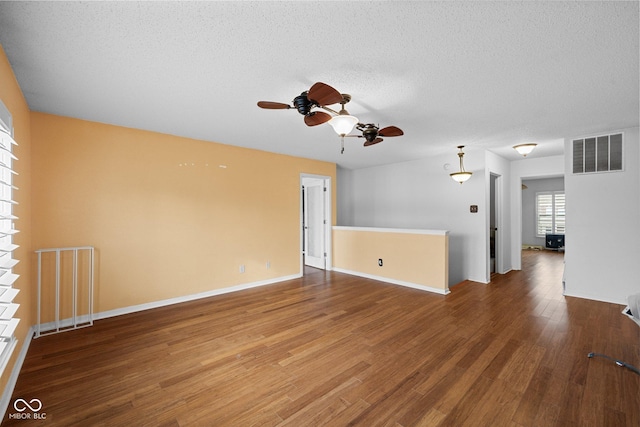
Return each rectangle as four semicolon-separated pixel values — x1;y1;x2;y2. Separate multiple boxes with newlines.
341;136;345;154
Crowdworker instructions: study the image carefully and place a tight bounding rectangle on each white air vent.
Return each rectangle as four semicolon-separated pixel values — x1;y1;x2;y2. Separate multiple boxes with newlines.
572;133;623;174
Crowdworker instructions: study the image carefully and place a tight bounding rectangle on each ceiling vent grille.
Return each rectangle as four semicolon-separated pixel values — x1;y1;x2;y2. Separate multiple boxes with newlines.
572;133;623;174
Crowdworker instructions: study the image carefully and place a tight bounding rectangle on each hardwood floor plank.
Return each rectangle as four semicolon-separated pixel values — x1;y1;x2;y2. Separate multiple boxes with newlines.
532;401;561;427
466;378;523;427
343;372;424;426
511;364;554;425
2;251;638;426
276;377;363;427
315;398;371;426
436;374;495;427
497;343;546;394
277;360;370;421
411;407;447;427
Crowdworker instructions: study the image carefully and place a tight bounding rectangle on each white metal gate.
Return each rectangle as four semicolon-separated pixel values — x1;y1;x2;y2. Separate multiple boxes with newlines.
35;246;94;338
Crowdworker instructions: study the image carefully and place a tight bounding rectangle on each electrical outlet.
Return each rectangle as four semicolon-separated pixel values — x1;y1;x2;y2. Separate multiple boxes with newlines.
378;259;383;267
239;265;245;273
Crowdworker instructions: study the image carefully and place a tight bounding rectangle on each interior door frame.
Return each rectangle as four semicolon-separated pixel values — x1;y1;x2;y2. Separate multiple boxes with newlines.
514;173;565;269
488;172;503;280
300;174;332;274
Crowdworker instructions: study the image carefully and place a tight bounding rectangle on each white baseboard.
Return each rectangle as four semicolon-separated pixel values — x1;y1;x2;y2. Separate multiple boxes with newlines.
562;290;626;306
1;326;35;421
332;268;450;295
36;274;302;333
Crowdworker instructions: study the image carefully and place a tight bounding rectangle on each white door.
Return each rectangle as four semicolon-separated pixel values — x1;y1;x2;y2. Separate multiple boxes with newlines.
303;178;326;269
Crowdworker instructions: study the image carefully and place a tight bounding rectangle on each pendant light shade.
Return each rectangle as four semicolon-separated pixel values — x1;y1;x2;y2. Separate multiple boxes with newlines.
329;113;359;136
513;143;537;157
329;109;359;136
450;171;473;183
450;145;472;184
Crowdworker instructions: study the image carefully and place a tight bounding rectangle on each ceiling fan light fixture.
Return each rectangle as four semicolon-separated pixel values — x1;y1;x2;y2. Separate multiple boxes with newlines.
329;111;359;136
513;143;537;157
450;145;472;184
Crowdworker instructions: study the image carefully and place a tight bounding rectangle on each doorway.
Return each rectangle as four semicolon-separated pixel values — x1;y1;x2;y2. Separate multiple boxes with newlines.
301;175;331;273
489;173;502;279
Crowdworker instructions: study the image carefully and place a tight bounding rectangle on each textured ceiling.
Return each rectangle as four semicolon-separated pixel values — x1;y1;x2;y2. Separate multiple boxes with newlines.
0;1;638;169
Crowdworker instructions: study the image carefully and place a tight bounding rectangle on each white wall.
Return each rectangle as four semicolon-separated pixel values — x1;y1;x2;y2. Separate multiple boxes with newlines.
563;126;640;304
510;155;565;270
336;166;355;226
339;136;639;306
337;148;489;286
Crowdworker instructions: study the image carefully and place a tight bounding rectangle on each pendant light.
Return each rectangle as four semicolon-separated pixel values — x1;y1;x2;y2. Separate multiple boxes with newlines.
328;95;358;137
450;145;472;184
513;143;537;157
327;94;359;154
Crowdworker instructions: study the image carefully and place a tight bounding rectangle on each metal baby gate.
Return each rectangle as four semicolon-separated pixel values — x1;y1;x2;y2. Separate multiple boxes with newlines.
35;246;94;337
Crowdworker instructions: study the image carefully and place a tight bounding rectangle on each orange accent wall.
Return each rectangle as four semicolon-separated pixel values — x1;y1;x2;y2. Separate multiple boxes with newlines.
332;227;449;293
31;113;336;314
0;45;33;393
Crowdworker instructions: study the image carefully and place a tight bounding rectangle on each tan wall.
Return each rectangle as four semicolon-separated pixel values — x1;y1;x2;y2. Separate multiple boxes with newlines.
332;227;449;293
31;113;336;315
0;46;33;393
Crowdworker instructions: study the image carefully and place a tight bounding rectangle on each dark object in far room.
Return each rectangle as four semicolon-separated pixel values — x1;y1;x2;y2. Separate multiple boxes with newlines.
545;233;565;250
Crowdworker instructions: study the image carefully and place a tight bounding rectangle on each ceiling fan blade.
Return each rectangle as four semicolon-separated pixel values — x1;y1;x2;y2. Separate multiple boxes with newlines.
257;101;291;109
378;126;404;137
307;82;343;106
364;138;383;147
304;111;332;126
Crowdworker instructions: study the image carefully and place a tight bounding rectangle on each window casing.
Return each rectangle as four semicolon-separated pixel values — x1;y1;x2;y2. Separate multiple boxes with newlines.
536;191;565;237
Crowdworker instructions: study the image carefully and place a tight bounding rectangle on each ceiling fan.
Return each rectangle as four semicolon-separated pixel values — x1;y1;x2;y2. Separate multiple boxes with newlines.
257;82;404;153
351;123;404;147
257;82;344;126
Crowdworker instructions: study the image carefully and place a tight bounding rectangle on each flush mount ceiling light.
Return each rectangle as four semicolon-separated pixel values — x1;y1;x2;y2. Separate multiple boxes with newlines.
450;145;472;184
513;143;537;157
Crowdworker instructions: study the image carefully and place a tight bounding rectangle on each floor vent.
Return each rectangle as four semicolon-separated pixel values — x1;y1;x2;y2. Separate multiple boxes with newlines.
572;133;623;174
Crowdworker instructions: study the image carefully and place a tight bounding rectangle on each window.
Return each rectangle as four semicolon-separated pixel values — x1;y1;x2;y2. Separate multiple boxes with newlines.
0;101;19;376
536;191;565;237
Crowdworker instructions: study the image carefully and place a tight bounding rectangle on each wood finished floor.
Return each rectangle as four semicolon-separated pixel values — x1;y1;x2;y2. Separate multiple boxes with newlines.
3;250;639;426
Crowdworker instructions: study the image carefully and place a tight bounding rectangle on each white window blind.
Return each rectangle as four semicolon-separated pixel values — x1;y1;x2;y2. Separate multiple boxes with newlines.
0;124;19;376
536;191;565;237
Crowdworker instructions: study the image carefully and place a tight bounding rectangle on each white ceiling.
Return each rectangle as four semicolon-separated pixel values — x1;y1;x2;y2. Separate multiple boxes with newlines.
0;1;638;169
